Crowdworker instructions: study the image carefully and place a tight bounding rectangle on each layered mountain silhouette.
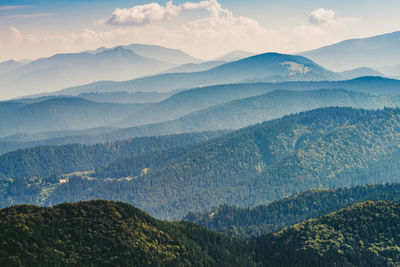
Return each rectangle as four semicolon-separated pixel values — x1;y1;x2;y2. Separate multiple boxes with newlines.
0;97;147;137
0;44;199;99
58;53;341;95
300;31;400;71
4;108;400;220
338;67;384;79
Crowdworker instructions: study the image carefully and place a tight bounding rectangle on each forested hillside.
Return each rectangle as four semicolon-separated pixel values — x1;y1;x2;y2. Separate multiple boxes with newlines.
0;200;252;267
63;107;400;219
2;200;400;266
0;131;222;179
4;108;400;219
184;183;400;237
254;201;400;266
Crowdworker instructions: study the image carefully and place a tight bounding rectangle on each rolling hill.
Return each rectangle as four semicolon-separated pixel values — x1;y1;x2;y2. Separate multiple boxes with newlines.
164;61;226;73
113;83;275;127
215;50;256;61
0;60;25;75
0;97;148;138
300;30;400;71
338;67;384;79
114;88;400;129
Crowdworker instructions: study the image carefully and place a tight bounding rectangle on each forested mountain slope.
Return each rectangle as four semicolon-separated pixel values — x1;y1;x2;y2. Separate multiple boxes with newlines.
254;201;400;266
0;200;252;267
2;200;400;266
31;107;400;219
0;131;222;179
184;183;400;237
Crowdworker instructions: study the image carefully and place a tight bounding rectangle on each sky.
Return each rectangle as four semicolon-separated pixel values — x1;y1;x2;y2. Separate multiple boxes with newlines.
1;0;400;62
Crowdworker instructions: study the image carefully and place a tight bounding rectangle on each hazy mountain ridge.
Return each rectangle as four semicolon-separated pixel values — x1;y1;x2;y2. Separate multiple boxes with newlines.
164;61;227;73
57;53;341;95
0;60;25;75
338;67;385;79
0;44;201;99
215;50;256;61
113;83;274;127
300;30;400;71
2;77;400;153
0;97;148;138
111;88;400;135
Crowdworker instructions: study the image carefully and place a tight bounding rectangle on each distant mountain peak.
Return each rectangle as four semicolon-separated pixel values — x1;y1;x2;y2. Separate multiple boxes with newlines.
215;50;256;61
299;30;400;71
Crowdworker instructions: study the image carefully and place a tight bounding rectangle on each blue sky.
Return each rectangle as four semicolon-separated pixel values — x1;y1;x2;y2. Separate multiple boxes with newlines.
1;0;400;61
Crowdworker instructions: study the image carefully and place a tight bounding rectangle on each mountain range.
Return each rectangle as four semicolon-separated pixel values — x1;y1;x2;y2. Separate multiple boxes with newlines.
338;67;384;79
3;26;400;267
4;107;400;220
57;53;341;95
0;97;148;138
300;31;400;71
2;77;400;153
0;44;200;100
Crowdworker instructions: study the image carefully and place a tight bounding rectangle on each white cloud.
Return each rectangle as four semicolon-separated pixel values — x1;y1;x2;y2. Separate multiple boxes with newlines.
103;1;181;26
292;8;361;52
90;0;278;59
0;3;362;62
309;8;336;25
102;0;235;26
308;8;360;27
182;0;231;18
